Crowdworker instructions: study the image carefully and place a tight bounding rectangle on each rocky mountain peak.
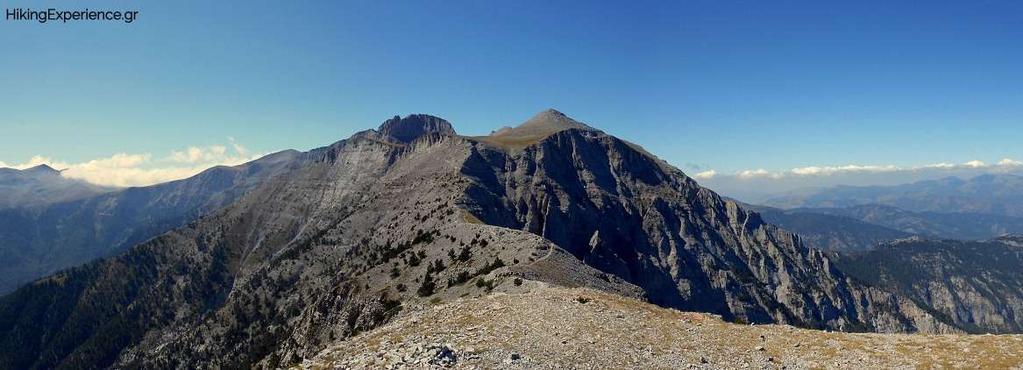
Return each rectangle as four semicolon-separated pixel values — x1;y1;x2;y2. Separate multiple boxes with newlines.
377;114;456;143
518;108;597;133
479;109;602;150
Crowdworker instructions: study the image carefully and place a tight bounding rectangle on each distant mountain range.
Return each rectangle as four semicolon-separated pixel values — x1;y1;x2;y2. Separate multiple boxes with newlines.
753;203;1023;251
747;175;1023;252
763;174;1023;217
792;204;1023;240
0;150;301;294
0;111;962;369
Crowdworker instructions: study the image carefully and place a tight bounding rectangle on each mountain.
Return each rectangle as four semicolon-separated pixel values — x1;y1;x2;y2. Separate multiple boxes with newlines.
0;165;113;209
0;150;301;294
834;236;1023;334
794;204;1023;240
763;174;1023;217
0;111;957;369
751;205;912;252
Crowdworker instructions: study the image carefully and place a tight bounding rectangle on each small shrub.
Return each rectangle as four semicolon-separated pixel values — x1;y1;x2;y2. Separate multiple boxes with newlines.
457;246;472;262
427;259;447;274
475;278;495;291
417;273;436;297
477;258;506;276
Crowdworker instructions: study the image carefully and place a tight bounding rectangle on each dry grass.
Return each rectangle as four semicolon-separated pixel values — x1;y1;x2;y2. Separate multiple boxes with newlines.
468;134;549;151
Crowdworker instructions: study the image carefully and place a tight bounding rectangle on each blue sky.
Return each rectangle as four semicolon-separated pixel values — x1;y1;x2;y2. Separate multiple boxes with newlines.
2;1;1023;192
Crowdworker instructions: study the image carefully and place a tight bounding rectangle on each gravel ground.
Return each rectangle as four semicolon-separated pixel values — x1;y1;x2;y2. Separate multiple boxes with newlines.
300;283;1023;370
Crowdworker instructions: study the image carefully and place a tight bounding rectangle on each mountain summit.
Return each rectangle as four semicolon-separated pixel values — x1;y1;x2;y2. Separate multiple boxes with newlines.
517;108;597;132
0;164;111;209
22;164;60;175
377;114;456;143
482;109;600;149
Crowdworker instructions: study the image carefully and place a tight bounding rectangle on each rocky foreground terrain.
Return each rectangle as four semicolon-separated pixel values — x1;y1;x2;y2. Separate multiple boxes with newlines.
303;284;1023;370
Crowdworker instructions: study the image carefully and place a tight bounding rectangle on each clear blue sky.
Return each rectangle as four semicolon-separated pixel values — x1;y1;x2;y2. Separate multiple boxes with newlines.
3;0;1023;177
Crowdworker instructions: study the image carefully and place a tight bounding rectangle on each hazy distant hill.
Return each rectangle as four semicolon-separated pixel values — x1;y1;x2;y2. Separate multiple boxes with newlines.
795;204;1023;240
763;174;1023;217
0;165;113;208
751;205;911;252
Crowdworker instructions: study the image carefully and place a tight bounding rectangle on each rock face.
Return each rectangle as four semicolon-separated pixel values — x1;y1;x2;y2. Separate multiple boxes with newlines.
0;111;963;369
378;114;456;143
834;236;1023;333
458;123;948;331
0;150;301;294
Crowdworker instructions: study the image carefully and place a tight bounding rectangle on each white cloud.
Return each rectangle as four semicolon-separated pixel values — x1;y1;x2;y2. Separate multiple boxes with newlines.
693;170;717;179
169;145;228;164
695;157;1023;202
730;158;1023;180
790;164;899;176
736;168;782;179
963;160;986;168
998;158;1023;167
923;162;956;169
0;139;264;187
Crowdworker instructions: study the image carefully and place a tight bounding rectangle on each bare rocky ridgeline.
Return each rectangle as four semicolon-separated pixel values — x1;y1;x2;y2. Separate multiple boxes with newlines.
301;285;1023;370
0;110;1009;369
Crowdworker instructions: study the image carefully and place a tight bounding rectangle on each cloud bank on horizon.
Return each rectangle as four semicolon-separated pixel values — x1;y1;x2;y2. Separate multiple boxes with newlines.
0;138;263;187
691;158;1023;202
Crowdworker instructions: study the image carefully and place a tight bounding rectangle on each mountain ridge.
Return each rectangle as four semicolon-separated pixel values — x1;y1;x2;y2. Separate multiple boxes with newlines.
0;149;303;294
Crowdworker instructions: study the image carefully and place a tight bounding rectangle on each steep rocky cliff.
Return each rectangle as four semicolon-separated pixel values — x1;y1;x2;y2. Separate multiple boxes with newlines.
459;110;949;331
834;236;1023;333
0;111;959;369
